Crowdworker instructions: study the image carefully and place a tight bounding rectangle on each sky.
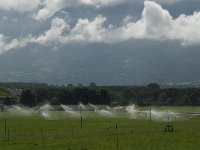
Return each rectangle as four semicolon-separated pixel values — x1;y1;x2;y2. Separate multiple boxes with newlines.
0;0;200;85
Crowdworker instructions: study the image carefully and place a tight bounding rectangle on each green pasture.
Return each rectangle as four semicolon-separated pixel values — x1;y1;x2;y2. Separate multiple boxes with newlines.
0;107;200;150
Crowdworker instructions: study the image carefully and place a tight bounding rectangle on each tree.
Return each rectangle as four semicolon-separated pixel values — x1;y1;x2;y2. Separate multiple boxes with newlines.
123;89;133;100
78;83;83;87
50;97;60;105
182;95;191;106
20;90;37;107
166;97;173;106
67;84;74;88
158;92;168;105
147;83;160;89
89;82;97;87
99;89;111;105
35;88;48;104
3;96;12;106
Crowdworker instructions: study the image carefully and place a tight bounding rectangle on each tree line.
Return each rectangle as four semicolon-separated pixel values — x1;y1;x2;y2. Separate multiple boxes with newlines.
106;83;200;106
2;83;200;107
20;87;111;107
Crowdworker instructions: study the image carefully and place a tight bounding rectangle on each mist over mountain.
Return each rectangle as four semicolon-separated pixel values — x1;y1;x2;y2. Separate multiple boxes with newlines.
0;40;199;86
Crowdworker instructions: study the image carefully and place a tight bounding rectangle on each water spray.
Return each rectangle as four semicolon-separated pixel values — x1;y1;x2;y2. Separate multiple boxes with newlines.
79;103;85;113
150;106;151;123
60;104;80;117
89;103;97;110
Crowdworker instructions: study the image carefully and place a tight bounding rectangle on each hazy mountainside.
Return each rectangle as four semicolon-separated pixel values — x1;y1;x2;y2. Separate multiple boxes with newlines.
0;40;200;86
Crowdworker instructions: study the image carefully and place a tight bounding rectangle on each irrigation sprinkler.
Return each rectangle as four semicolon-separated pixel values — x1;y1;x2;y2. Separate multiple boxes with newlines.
165;124;174;132
164;115;174;132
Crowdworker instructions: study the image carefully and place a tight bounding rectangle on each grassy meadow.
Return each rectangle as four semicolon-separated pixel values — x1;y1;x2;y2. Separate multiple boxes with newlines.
0;107;200;150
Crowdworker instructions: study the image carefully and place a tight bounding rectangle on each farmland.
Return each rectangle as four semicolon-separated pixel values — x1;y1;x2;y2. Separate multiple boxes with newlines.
0;106;200;150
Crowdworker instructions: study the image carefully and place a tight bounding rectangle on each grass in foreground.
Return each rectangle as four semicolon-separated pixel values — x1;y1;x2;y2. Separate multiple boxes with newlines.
0;108;200;150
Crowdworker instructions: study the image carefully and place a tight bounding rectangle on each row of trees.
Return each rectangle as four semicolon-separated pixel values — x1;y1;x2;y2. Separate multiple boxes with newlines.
4;83;200;107
20;87;111;107
112;83;200;106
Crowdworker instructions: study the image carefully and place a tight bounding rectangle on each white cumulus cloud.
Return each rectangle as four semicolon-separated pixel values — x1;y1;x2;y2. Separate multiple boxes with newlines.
63;15;107;43
0;0;41;12
0;34;29;54
143;1;173;37
80;0;181;7
0;0;182;20
1;0;200;55
33;1;200;45
33;0;74;20
33;17;69;44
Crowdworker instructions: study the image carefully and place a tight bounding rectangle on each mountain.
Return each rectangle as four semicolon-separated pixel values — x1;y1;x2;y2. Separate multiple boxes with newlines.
0;40;200;86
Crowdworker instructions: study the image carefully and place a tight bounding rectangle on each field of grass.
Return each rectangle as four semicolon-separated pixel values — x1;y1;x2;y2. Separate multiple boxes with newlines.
0;107;200;150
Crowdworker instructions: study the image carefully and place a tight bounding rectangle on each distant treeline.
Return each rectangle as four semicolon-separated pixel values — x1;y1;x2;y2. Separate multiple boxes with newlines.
105;83;200;106
20;87;111;107
1;82;200;107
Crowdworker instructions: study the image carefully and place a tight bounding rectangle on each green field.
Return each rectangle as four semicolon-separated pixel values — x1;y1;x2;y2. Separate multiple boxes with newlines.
0;107;200;150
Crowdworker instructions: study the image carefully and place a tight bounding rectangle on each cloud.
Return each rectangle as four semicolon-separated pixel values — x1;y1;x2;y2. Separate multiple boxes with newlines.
32;1;200;45
0;34;29;54
63;15;107;43
0;17;69;54
141;1;200;45
79;0;131;7
34;0;181;20
80;0;181;7
33;15;107;44
0;0;182;20
0;0;40;12
0;0;75;20
33;17;69;44
142;1;173;37
0;0;200;55
172;12;200;45
33;0;72;20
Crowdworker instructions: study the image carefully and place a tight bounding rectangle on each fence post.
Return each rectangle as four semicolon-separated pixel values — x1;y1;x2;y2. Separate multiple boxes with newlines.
81;116;83;130
40;129;44;149
7;128;9;144
116;123;119;150
5;118;7;135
